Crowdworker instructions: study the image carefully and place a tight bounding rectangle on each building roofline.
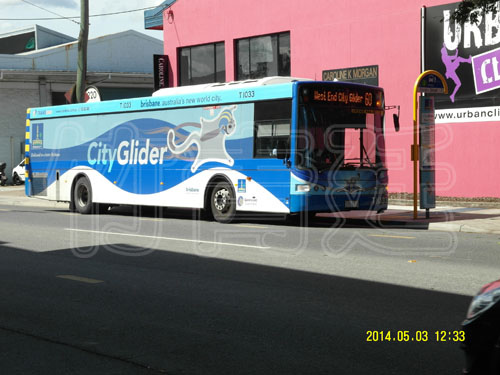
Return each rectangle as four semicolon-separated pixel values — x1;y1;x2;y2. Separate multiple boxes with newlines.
144;0;177;30
14;29;161;57
0;29;162;74
0;24;74;42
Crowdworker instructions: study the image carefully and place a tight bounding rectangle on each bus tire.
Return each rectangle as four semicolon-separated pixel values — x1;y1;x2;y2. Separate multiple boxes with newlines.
73;177;94;214
210;181;236;223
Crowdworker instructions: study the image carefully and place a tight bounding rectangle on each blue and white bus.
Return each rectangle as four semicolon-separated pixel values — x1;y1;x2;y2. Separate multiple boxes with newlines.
25;77;390;223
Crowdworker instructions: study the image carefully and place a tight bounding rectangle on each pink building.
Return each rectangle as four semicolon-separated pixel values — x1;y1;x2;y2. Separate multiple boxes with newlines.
145;0;500;198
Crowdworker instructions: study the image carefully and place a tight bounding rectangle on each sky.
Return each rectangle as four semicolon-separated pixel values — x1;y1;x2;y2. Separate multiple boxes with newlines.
0;0;164;41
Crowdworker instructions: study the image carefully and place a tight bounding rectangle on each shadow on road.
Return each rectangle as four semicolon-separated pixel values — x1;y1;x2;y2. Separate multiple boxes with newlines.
49;205;434;230
0;241;469;374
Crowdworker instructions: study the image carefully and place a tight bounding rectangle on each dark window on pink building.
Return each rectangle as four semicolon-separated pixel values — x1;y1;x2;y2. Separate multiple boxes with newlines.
179;42;225;86
237;32;290;80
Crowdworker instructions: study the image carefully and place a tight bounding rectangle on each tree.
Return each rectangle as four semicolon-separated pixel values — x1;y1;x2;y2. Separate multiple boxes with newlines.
451;0;498;24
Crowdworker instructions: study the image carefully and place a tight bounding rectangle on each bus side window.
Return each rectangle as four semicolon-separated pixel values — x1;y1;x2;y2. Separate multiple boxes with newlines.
255;121;274;157
254;121;290;158
253;99;291;159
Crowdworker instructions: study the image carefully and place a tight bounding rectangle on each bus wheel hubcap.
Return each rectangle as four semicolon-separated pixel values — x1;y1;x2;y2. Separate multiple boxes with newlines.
78;186;88;206
214;189;229;212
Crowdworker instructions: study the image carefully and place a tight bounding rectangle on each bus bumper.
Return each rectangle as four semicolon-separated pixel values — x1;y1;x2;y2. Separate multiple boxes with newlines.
290;189;387;214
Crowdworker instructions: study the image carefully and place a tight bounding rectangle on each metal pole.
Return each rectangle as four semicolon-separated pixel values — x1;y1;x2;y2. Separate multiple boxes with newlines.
413;84;419;220
76;0;89;103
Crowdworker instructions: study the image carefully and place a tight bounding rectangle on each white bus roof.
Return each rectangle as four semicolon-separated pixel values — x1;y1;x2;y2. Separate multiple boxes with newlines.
152;76;312;97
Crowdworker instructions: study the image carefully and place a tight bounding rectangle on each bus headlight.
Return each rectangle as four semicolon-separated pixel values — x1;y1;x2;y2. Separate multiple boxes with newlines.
295;184;311;192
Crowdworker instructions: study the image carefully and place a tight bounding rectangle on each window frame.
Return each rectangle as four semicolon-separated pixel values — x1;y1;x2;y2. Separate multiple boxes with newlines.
236;32;291;80
178;42;225;86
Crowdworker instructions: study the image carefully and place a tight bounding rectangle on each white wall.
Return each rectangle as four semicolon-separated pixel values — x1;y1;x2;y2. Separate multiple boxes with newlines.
0;83;39;177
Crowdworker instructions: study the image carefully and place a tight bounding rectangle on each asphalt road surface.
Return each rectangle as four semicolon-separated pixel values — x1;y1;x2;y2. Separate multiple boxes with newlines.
1;204;499;374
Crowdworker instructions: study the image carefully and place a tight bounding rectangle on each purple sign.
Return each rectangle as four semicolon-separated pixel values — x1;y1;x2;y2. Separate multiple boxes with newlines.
425;3;500;111
472;46;500;94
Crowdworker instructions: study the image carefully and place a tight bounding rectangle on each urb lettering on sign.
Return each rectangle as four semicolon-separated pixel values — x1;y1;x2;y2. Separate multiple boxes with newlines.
442;7;500;96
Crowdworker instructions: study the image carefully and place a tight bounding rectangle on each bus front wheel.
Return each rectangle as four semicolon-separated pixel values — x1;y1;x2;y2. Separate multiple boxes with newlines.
210;182;236;223
73;177;94;214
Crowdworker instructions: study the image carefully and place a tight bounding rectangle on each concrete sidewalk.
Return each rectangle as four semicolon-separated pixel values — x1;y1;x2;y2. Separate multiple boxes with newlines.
319;205;500;234
1;185;499;234
0;186;66;209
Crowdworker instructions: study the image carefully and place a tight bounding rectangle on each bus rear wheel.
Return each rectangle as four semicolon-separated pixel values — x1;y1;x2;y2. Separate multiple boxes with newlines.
210;182;236;223
74;177;94;214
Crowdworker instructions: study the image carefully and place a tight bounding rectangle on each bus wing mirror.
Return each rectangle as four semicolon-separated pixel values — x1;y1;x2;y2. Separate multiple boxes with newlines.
386;105;400;132
393;113;400;132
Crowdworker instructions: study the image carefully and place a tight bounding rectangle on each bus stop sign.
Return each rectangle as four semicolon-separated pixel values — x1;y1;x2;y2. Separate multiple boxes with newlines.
412;70;447;219
417;73;446;94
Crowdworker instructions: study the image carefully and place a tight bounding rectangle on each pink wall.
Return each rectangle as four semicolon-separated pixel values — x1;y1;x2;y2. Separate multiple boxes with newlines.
161;0;500;198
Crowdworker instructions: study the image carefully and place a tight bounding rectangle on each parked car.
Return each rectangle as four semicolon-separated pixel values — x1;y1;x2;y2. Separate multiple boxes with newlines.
12;159;25;185
0;162;6;185
462;279;500;374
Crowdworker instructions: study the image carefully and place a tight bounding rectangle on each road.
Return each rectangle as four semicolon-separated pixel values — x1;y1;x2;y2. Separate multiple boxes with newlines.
1;204;499;374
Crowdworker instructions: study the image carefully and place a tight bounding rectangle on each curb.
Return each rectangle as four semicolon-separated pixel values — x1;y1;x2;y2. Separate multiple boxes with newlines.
0;197;67;209
389;198;500;209
0;189;499;234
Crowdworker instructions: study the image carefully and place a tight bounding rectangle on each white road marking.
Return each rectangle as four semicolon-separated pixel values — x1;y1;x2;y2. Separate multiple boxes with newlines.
64;228;271;249
56;275;103;284
235;224;270;229
369;234;417;239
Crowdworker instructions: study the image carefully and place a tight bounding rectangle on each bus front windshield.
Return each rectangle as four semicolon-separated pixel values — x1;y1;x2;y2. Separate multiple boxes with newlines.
296;104;385;172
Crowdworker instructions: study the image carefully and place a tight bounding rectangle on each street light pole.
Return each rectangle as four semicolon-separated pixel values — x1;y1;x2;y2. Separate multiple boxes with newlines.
76;0;89;103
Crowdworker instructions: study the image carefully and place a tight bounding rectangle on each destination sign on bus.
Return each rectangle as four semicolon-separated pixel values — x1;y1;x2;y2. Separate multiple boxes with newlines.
303;84;382;110
313;90;366;105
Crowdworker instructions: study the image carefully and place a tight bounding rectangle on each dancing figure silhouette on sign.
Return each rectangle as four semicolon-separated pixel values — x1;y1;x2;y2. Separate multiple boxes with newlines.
441;43;471;103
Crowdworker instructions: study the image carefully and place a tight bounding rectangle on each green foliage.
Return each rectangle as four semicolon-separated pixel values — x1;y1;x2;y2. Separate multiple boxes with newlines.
451;0;498;24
